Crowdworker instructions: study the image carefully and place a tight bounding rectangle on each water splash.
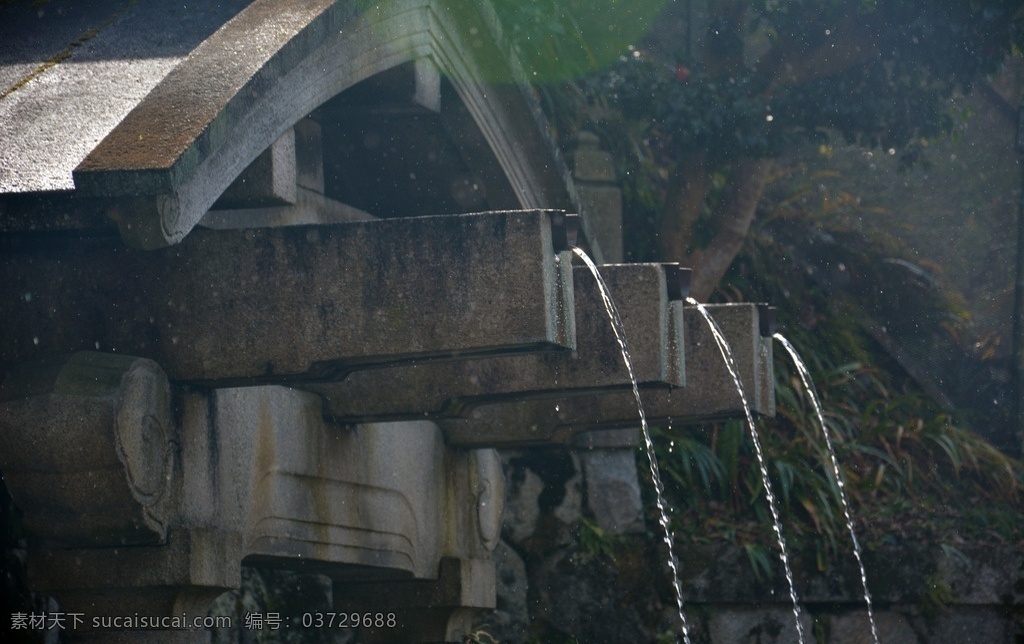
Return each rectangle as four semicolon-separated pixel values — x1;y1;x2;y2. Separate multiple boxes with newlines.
686;298;806;644
573;247;692;643
773;333;880;644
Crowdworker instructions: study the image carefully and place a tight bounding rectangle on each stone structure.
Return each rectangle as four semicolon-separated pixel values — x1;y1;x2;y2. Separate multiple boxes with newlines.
0;1;775;642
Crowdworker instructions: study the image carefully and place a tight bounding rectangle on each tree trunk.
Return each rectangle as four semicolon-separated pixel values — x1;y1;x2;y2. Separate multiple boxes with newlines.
675;156;773;301
657;152;711;263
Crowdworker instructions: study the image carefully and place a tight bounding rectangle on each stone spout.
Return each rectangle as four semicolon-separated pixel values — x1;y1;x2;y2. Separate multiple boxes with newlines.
439;303;774;446
0;210;575;384
549;212;580;252
306;262;685;422
668;264;693;301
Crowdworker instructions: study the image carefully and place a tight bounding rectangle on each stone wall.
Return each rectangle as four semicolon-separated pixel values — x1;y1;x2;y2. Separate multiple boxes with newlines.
477;446;1024;644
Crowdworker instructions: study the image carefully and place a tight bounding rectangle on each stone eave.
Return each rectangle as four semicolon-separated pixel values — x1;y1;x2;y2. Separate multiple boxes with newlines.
71;0;577;249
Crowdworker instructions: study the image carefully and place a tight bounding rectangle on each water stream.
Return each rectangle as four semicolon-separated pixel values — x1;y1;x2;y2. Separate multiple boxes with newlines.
573;247;692;644
774;333;880;644
686;298;806;644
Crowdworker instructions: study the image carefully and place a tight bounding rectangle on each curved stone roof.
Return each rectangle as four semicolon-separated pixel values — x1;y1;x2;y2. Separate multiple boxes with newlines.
0;0;576;248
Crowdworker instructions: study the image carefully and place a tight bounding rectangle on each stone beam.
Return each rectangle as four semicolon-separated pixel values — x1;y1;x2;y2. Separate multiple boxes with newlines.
440;303;775;447
0;210;575;384
307;263;686;422
0;352;176;547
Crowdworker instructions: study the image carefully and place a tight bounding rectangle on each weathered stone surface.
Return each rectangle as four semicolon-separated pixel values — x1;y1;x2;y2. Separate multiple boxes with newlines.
474;540;530;642
309;262;684;422
937;544;1024;605
579;449;644;535
181;387;446;579
501;461;545;546
567;303;775;428
0;0;251;194
572;132;617;183
574;427;639;449
1;210;575;384
829;610;916;644
439;303;772;446
198;185;375;229
501;450;582;550
481;445;682;643
295;117;326;194
529;547;651;642
212;128;297;209
573;132;622;263
674;543;1024;643
2;360;506;637
333;557;497;642
706;607;813;644
579;183;624;263
0;352;175;547
30;526;242;627
180;384;504;595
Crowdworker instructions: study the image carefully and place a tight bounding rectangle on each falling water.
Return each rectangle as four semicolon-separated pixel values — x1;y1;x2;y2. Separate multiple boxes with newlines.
686;297;806;644
773;333;880;644
573;247;692;644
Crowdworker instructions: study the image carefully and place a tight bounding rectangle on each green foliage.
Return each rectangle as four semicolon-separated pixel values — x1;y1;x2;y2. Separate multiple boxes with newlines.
490;0;666;82
552;0;1024;160
812;614;831;644
647;204;1024;577
742;542;776;583
920;573;955;620
576;517;625;562
600;58;792;160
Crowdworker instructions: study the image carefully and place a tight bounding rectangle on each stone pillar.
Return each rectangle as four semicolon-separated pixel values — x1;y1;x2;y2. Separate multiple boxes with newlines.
213;128;297;208
576;429;644;535
572;131;623;263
